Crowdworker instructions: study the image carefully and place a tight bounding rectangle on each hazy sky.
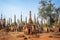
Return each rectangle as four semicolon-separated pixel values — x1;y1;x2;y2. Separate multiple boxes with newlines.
0;0;60;22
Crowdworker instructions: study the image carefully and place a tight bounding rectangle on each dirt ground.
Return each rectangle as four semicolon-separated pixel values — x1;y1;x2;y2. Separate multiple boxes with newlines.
0;30;60;40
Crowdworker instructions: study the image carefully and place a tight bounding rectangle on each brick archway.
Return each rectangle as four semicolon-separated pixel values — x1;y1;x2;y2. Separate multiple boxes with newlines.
28;28;30;34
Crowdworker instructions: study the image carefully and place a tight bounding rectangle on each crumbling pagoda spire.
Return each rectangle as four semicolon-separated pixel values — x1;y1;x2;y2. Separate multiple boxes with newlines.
21;14;22;23
3;17;6;28
14;15;17;26
28;11;32;24
34;14;36;25
25;17;27;26
37;17;39;24
14;15;16;23
1;14;2;20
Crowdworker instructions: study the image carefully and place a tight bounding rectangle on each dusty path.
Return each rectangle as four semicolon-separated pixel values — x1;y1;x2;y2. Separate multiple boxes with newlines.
0;31;60;40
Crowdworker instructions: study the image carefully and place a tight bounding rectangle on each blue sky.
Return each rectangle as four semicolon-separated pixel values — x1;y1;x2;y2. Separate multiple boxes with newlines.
0;0;60;22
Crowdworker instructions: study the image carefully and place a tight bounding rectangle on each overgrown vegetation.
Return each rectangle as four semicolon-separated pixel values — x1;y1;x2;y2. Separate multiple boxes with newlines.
38;0;60;26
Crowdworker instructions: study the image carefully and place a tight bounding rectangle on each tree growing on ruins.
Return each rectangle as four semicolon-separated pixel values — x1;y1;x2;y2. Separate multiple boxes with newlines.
38;0;60;26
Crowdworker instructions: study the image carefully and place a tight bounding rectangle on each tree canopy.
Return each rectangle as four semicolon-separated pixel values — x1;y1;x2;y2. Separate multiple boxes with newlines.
38;0;60;25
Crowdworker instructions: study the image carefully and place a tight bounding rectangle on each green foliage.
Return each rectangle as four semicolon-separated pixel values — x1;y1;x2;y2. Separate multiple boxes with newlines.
22;21;25;25
33;22;36;25
38;0;60;25
43;24;47;27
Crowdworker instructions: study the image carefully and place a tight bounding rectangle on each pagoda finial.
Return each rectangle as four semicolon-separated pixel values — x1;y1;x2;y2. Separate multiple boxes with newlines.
34;14;36;24
9;18;10;25
21;13;22;23
1;14;2;20
3;17;6;28
25;17;27;25
11;18;12;24
29;11;31;19
37;17;39;24
28;11;32;24
14;15;16;23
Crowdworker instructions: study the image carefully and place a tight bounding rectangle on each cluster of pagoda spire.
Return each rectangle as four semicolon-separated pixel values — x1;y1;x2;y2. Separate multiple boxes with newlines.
0;11;43;30
0;11;41;25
